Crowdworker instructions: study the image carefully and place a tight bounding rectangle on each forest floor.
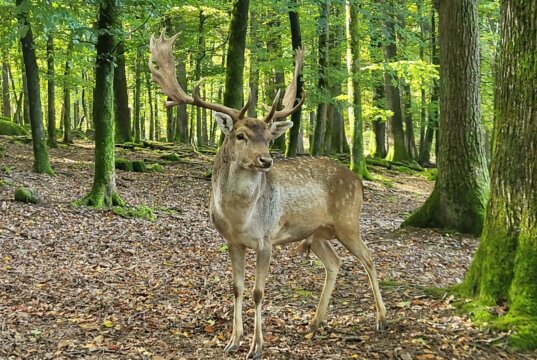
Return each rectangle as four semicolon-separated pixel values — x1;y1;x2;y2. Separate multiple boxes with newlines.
0;138;535;360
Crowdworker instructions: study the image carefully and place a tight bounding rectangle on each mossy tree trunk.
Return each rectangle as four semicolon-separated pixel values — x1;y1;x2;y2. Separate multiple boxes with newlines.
462;0;537;348
80;0;123;207
247;10;259;119
2;58;11;119
16;0;54;175
46;34;57;148
285;1;303;157
113;38;132;144
403;0;489;235
346;0;370;180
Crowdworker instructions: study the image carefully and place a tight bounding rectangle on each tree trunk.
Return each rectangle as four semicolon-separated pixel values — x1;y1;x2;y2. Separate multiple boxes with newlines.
402;82;417;158
286;1;303;157
79;0;123;207
81;71;89;130
195;10;207;146
311;0;329;156
2;58;11;119
463;1;537;348
173;18;188;144
16;0;54;175
155;92;161;141
146;72;154;141
113;38;131;143
133;46;142;143
403;0;489;234
46;35;57;147
247;11;259;119
347;0;370;179
383;2;409;162
62;39;73;144
22;60;30;125
223;0;249;111
371;30;387;158
418;10;439;166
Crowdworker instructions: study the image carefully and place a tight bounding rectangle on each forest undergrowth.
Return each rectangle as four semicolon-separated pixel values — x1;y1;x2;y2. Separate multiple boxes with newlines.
0;139;534;360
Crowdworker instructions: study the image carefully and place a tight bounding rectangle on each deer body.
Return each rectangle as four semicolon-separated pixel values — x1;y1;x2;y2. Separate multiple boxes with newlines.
149;31;386;359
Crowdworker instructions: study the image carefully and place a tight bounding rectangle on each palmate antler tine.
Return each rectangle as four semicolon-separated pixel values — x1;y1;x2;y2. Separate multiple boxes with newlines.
263;48;306;123
149;29;242;121
262;89;282;123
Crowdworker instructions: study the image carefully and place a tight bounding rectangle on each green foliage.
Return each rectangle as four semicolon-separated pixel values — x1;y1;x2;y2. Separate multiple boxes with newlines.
14;187;40;204
419;168;437;181
0;178;14;190
1;165;12;176
146;163;164;173
0;119;28;136
112;205;156;221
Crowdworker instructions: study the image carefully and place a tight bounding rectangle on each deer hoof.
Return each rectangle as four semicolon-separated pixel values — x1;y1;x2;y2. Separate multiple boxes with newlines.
246;343;262;359
376;318;386;332
224;342;240;353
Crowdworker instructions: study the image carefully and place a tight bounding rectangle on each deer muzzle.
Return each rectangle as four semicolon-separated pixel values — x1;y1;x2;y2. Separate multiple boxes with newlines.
255;154;273;171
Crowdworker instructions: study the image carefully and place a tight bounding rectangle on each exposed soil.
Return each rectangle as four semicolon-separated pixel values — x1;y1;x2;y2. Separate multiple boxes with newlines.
1;139;535;360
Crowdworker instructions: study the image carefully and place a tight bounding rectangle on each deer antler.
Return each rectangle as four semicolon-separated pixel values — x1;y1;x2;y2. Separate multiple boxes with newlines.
149;29;249;122
262;48;306;123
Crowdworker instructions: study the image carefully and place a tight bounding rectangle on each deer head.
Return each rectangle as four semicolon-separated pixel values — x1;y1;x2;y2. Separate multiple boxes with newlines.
149;29;305;173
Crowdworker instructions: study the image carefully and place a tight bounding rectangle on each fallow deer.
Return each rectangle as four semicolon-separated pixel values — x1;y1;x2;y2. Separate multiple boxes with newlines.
149;30;386;359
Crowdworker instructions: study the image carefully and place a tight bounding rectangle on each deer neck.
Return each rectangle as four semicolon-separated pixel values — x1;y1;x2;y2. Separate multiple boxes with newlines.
212;149;267;215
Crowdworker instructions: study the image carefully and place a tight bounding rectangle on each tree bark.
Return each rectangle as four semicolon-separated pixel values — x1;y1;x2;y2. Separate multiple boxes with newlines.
463;1;537;348
223;0;249;111
113;38;131;143
195;10;207;146
134;46;142;143
286;1;303;157
79;0;123;207
347;0;370;179
403;0;489;234
247;11;260;119
21;59;30;125
174;20;188;144
146;72;154;141
311;0;329;156
16;0;54;175
46;35;57;147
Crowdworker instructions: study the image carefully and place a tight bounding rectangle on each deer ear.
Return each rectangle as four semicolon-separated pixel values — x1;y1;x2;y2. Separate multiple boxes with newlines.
215;112;234;134
269;121;293;139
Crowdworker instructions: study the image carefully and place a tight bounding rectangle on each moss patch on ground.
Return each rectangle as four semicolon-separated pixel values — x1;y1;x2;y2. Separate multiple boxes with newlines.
14;187;40;204
112;205;156;221
0;118;28;136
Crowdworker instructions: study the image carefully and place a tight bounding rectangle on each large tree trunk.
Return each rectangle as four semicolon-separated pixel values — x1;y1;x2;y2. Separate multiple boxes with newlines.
285;1;303;157
370;32;387;158
113;39;131;143
146;72;154;141
195;10;207;146
247;11;259;119
403;0;489;234
347;0;370;179
383;2;410;162
463;1;537;348
2;58;11;119
46;35;57;148
79;0;123;207
311;1;329;156
16;0;54;175
223;0;249;111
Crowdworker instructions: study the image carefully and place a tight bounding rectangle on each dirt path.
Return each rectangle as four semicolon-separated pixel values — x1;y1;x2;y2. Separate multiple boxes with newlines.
0;140;534;359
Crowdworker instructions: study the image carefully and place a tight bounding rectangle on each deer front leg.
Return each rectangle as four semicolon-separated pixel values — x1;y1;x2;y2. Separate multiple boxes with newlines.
247;246;272;359
225;244;246;353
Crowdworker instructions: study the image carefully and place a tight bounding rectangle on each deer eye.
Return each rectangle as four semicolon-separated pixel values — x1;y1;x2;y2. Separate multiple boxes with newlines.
236;133;246;141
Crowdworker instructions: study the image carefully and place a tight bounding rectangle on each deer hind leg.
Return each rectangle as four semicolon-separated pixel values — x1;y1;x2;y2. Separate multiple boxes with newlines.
336;229;387;331
309;239;341;332
224;244;246;353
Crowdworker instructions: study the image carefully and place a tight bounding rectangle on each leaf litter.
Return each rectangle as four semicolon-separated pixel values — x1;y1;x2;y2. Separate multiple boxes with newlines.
0;139;535;359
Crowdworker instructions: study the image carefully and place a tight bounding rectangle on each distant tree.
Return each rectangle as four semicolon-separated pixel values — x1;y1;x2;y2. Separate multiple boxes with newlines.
15;0;54;175
46;34;57;148
403;0;489;234
113;37;132;144
346;0;370;179
62;38;74;144
462;0;537;348
2;58;10;119
285;0;303;158
79;0;123;207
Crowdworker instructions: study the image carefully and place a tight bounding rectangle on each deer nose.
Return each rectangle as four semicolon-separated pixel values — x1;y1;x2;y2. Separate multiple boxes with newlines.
257;154;273;168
